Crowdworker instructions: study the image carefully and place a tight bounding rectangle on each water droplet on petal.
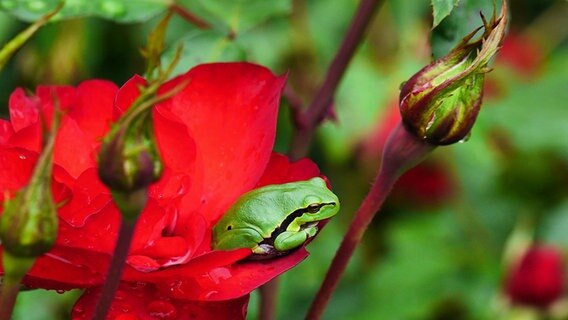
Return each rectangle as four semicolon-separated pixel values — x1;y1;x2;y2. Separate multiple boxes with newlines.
18;154;27;160
147;300;178;320
55;289;66;294
26;0;46;11
100;0;126;18
206;267;232;284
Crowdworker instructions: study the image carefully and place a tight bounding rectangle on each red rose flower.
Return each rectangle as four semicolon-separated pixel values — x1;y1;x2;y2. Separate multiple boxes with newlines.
0;63;326;319
505;245;566;309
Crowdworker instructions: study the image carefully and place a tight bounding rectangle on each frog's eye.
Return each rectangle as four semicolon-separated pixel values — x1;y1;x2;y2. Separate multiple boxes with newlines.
307;204;321;214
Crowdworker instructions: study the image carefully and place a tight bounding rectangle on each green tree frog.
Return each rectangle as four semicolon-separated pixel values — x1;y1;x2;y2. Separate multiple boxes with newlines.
212;177;340;258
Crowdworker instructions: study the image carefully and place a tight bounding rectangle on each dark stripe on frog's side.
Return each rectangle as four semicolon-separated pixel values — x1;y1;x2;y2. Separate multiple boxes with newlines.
250;202;335;260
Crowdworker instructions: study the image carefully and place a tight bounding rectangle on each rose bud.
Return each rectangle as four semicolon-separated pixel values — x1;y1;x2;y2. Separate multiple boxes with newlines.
505;245;566;309
0;134;58;258
98;112;163;195
399;2;507;145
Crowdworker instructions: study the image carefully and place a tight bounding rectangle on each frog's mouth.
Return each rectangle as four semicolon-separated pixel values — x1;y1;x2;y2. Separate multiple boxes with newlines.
247;203;337;261
247;221;323;261
301;221;319;230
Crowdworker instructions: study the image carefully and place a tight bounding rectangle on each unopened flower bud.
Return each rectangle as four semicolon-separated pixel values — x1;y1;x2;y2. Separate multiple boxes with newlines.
505;245;565;309
399;2;507;145
98;112;163;194
0;153;57;257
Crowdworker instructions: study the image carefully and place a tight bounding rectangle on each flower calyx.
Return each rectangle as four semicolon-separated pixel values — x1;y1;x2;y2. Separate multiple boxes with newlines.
399;0;508;145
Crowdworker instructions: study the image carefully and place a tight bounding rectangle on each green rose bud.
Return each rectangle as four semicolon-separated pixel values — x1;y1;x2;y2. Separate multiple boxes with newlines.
0;181;58;257
0;127;58;258
98;111;163;194
399;1;507;145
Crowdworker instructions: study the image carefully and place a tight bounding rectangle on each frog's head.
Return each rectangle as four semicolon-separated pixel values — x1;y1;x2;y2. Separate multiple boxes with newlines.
294;177;340;224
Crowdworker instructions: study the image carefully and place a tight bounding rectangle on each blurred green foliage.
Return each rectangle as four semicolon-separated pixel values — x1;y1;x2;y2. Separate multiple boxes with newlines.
1;0;568;319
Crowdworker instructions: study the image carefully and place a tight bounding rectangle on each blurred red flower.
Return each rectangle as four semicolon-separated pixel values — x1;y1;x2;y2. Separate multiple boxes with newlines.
0;63;324;319
505;245;566;309
496;33;544;78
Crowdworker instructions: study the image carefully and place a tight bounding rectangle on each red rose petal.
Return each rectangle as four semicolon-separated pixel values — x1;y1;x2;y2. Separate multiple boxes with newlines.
67;80;118;144
157;63;286;223
35;85;77;130
140;236;189;259
72;282;249;320
148;169;192;204
152;108;198;178
0;120;14;145
157;248;309;301
127;255;162;273
114;74;146;118
0;148;36;197
256;153;321;187
129;200;176;254
57;203;119;254
5;246;109;289
6;122;42;153
58;168;113;229
8;88;40;132
54;117;97;178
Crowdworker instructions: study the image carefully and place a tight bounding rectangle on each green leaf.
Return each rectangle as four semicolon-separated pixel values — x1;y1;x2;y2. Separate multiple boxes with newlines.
179;0;290;34
161;30;246;78
0;0;168;23
430;0;495;59
431;0;460;28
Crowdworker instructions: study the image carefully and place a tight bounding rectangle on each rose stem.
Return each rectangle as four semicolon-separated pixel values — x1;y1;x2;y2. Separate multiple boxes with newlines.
0;279;22;320
258;1;385;319
288;0;385;161
92;219;137;320
307;124;435;319
0;254;34;320
169;3;211;30
0;280;20;320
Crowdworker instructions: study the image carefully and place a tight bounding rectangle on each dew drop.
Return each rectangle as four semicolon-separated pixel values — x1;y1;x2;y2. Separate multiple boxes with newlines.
207;267;232;284
26;0;46;12
0;1;16;10
18;154;27;160
458;132;472;143
147;300;178;319
100;0;126;18
55;289;66;294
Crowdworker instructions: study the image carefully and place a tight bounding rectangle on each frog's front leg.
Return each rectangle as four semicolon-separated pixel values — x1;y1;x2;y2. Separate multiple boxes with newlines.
273;225;318;252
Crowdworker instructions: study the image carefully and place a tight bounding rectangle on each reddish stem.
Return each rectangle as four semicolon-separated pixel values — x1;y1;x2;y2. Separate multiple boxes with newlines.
288;0;384;160
92;219;137;320
170;3;211;30
261;0;384;318
306;124;435;319
0;279;20;320
259;279;279;320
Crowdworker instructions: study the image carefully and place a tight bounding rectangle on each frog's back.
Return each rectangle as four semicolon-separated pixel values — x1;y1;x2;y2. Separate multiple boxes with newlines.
229;186;300;236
